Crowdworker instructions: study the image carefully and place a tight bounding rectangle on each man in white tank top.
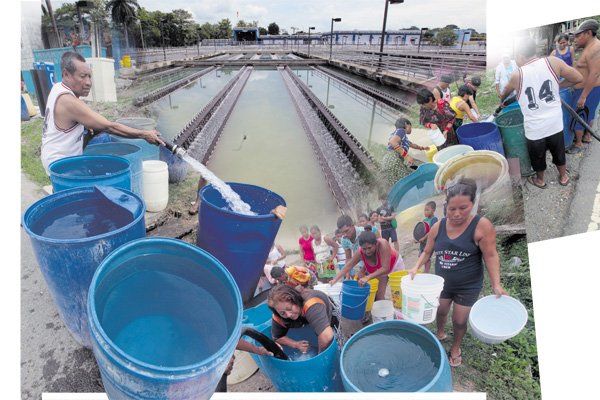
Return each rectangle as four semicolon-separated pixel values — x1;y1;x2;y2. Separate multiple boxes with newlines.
41;51;164;174
500;38;582;189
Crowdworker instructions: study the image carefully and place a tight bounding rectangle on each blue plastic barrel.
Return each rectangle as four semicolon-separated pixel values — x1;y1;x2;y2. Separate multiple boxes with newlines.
197;183;286;303
49;155;131;193
115;117;160;161
249;324;343;392
84;143;144;197
243;303;272;333
87;237;243;400
560;88;575;148
457;122;506;156
499;101;520;115
159;145;189;183
341;280;370;320
341;320;453;392
22;186;146;347
388;163;439;213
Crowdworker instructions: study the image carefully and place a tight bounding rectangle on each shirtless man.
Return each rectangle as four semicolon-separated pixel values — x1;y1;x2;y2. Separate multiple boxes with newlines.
570;19;600;152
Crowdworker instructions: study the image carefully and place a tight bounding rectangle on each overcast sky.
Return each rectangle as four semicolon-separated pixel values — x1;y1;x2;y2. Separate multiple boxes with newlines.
52;0;486;33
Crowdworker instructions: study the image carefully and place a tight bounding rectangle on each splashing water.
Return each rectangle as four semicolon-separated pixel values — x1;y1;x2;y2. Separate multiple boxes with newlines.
179;152;256;216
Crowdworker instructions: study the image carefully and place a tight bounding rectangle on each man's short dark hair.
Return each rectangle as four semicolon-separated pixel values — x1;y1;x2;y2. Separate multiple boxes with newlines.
395;117;412;129
416;88;435;105
358;230;378;246
425;201;437;211
441;75;453;84
61;51;86;75
516;37;537;59
336;214;353;229
470;76;481;87
458;85;473;97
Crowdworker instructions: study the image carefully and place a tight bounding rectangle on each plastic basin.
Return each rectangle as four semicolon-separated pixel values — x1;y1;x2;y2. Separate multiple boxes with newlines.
469;295;528;344
387;163;439;213
432;144;474;167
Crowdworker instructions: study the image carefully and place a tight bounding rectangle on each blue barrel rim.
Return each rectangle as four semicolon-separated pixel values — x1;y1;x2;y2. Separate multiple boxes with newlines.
48;155;131;180
200;181;286;220
83;142;143;157
22;185;145;245
457;121;498;137
87;236;244;377
340;320;448;393
495;109;524;128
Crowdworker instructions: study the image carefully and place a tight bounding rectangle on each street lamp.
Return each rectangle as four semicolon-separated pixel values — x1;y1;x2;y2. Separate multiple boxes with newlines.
378;0;404;71
417;27;428;53
308;26;315;57
329;17;341;61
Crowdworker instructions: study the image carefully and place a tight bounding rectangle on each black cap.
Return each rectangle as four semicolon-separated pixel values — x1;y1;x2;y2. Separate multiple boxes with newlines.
470;76;482;87
574;19;599;35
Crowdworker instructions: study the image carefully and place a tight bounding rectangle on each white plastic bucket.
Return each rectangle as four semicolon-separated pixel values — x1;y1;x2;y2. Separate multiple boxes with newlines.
227;349;259;384
371;300;395;323
401;274;444;324
428;128;447;147
432;144;474;167
142;160;168;212
314;282;343;307
468;295;528;344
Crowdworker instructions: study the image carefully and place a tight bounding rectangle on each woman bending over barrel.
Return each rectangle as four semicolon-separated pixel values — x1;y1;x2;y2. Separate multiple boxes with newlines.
268;284;337;354
330;230;406;301
408;178;507;367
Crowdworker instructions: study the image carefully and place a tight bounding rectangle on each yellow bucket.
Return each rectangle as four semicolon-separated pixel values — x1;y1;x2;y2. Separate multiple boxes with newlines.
365;278;379;312
122;55;131;68
425;145;438;162
388;270;409;309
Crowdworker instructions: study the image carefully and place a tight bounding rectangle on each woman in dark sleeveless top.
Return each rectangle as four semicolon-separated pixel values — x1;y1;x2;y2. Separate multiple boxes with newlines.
409;179;507;367
550;34;575;67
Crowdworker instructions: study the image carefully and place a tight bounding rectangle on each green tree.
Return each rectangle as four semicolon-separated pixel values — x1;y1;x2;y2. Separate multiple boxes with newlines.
106;0;140;49
198;22;216;40
444;24;459;30
236;19;248;27
268;22;280;35
259;27;267;35
215;18;232;39
434;28;457;46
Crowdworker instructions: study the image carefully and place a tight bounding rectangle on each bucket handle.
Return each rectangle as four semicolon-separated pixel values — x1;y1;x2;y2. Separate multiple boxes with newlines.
342;296;369;309
421;294;439;308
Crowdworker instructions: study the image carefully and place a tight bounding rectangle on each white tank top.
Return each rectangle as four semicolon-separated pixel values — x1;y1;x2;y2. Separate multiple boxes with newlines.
41;83;85;174
266;246;285;268
313;238;331;264
517;58;563;140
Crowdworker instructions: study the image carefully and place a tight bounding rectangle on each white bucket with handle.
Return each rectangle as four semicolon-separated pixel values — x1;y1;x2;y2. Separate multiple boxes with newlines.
314;282;343;307
371;300;395;323
401;274;445;324
428;128;447;147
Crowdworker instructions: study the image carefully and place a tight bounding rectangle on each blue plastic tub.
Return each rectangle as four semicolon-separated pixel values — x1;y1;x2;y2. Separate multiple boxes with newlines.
49;155;131;193
560;88;575;149
388;163;439;212
249;324;342;392
84;143;144;197
159;145;189;183
197;183;286;303
87;237;243;400
457;122;506;156
341;320;452;392
341;280;370;320
22;186;146;346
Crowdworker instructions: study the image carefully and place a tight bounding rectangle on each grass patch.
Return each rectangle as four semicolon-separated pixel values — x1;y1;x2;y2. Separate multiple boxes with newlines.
21;118;50;186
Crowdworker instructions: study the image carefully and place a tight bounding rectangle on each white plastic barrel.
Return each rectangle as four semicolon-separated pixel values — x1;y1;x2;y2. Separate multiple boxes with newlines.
142;160;168;212
401;274;445;324
371;300;395;323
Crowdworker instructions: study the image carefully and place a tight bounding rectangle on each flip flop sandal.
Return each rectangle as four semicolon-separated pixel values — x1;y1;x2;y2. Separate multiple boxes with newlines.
559;177;570;186
527;176;547;189
449;349;462;367
582;138;593;144
566;146;584;154
436;333;448;342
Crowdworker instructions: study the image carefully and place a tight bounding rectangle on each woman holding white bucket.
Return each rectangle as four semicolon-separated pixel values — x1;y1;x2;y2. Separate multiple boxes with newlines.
331;230;406;301
408;178;507;367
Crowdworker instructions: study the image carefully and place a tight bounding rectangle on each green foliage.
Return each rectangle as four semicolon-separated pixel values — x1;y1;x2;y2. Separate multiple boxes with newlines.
433;28;458;46
21;118;50;186
268;22;280;35
106;0;139;26
259;27;268;36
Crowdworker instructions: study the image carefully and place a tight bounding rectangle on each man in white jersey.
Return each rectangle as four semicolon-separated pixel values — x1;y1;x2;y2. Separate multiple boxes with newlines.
500;38;583;189
41;51;164;174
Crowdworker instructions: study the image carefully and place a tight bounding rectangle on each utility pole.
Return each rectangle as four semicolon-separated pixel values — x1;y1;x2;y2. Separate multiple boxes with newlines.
329;18;341;61
379;1;404;71
308;26;315;57
45;0;63;47
417;27;428;53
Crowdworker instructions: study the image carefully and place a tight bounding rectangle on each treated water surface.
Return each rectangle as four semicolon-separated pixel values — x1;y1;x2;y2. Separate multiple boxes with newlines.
343;329;439;392
31;199;134;239
97;256;229;368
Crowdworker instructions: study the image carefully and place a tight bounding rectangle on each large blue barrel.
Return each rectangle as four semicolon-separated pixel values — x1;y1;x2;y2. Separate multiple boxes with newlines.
159;145;189;183
457;122;506;156
84;143;144;197
197;183;286;303
115;117;160;161
341;320;453;392
87;237;243;400
388;163;439;213
22;186;146;347
243;303;272;333
249;324;343;392
49;155;131;193
560;88;575;149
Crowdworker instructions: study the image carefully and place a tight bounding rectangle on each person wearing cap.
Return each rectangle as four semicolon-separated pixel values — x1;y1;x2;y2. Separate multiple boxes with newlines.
433;75;453;103
570;19;600;152
500;37;583;189
387;117;430;167
463;75;482;116
495;54;518;98
41;51;164;175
